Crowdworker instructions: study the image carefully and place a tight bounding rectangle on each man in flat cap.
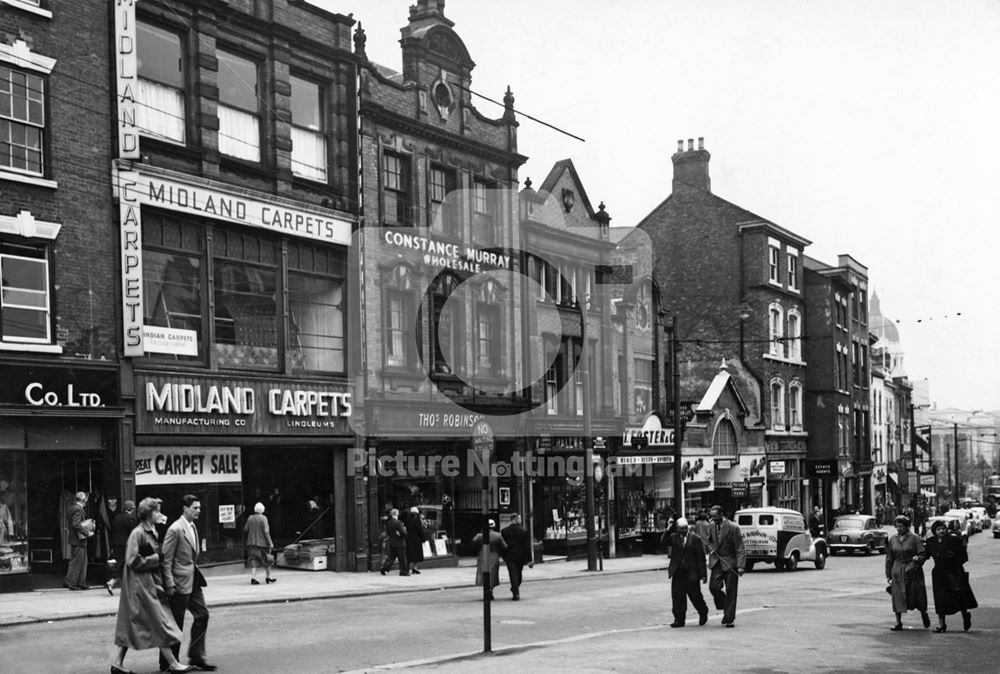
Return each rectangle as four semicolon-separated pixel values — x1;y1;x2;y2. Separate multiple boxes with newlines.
667;517;709;627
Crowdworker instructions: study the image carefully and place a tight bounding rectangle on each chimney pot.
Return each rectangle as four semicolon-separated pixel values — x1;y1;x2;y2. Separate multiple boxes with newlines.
677;140;684;152
698;137;704;150
687;138;694;151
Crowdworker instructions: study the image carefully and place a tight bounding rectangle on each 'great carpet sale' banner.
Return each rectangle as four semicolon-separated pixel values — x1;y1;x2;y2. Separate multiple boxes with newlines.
135;446;242;485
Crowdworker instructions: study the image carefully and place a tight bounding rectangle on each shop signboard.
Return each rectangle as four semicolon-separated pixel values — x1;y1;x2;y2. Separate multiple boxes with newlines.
0;364;119;409
806;460;837;478
622;414;674;448
681;455;714;493
920;474;935;486
142;326;199;356
134;446;242;485
136;373;351;435
769;460;786;475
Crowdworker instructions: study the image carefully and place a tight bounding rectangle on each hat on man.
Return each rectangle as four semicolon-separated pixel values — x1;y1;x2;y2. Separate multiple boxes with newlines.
675;517;689;528
410;506;419;514
488;519;496;528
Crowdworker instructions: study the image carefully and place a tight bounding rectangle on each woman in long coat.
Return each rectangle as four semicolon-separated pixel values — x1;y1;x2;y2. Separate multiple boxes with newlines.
925;519;977;632
404;507;427;574
111;497;193;673
885;514;930;631
244;501;276;585
471;519;508;599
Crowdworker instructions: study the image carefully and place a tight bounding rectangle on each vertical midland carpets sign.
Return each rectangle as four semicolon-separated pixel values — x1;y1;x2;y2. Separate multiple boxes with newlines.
118;170;144;356
114;0;139;160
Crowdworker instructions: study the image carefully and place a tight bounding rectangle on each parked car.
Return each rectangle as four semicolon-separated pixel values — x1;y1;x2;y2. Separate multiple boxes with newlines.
828;515;888;555
735;507;827;571
923;516;968;547
966;509;984;533
993;517;1000;539
944;509;975;538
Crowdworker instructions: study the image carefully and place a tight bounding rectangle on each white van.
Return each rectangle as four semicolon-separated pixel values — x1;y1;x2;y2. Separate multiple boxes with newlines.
735;507;828;572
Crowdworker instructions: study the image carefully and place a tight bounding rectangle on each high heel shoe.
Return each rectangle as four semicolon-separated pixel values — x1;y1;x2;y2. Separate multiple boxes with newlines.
250;578;260;585
933;625;946;633
963;612;971;631
265;577;276;583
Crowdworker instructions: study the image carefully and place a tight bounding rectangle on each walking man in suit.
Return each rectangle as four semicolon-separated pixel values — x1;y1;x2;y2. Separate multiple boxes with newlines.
63;491;89;590
501;514;532;600
667;517;709;627
707;504;745;628
379;508;409;576
160;495;217;671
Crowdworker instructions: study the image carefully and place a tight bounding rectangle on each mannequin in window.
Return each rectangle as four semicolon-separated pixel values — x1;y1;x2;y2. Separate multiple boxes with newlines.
0;478;14;544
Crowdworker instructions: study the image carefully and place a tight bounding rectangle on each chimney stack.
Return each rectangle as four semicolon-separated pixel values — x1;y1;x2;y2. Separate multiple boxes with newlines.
672;136;711;194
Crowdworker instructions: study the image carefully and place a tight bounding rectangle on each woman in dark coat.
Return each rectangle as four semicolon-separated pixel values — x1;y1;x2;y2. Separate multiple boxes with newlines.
111;497;193;673
106;499;137;595
404;507;427;574
885;515;930;631
926;519;977;632
472;519;508;599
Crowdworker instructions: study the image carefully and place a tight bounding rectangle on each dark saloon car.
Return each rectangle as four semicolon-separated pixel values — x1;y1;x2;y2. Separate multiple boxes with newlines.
828;515;888;555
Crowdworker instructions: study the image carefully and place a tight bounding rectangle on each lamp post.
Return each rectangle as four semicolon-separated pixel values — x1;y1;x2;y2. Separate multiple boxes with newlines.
581;295;598;571
666;314;683;516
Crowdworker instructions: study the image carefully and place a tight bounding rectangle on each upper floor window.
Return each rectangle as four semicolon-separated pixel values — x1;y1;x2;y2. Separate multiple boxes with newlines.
289;75;326;182
475;280;502;377
785;309;801;361
858;288;867;324
217;50;260;162
545;365;559;415
768;304;784;356
429;166;458;235
137;22;185;144
472;178;495;244
382;152;411;225
0;65;44;176
787;251;799;291
634;281;651;330
768;244;780;284
634;357;652;416
1;244;50;343
430;273;462;375
287;241;344;373
770;379;785;430
384;266;417;369
142;215;204;362
712;418;738;457
789;382;802;429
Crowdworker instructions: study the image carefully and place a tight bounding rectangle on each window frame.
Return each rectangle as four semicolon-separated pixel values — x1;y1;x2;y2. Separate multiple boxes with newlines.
429;272;463;376
429;165;458;235
136;20;187;145
633;357;653;417
0;248;51;344
384;266;417;370
770;379;786;430
768;243;780;284
217;49;262;163
382;151;412;226
0;64;46;178
289;73;327;182
768;304;784;357
785;309;801;361
788;382;802;430
474;281;503;378
787;250;799;291
471;177;495;244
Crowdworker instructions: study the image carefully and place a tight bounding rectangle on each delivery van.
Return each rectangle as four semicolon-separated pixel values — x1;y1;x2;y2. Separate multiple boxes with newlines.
734;507;828;571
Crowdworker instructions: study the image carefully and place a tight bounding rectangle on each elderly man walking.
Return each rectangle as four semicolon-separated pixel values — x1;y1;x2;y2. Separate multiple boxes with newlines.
707;505;745;628
64;491;91;590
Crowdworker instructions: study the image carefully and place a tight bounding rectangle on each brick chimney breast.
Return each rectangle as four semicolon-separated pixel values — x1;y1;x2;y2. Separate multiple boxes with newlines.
671;137;711;194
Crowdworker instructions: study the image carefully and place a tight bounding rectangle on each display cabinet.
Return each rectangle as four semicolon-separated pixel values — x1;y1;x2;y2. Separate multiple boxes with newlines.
0;452;29;575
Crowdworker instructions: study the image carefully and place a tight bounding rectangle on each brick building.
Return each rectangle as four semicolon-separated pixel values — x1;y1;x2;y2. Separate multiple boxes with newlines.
803;254;871;517
634;138;809;514
0;0;120;587
112;0;358;569
353;0;527;567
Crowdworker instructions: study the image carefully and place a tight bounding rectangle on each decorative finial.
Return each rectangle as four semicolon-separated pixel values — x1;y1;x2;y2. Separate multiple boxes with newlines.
524;177;532;189
353;23;367;59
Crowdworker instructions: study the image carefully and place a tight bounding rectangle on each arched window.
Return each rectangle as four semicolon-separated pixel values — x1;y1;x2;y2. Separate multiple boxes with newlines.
769;304;784;356
384;265;417;368
786;309;801;361
770;379;786;430
712;418;738;457
788;382;803;429
430;273;462;375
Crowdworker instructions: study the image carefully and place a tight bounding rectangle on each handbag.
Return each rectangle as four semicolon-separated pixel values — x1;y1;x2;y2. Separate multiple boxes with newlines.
78;518;96;539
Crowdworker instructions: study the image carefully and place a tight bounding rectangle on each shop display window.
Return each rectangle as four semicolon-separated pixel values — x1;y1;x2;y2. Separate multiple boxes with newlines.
0;452;29;574
137;482;244;565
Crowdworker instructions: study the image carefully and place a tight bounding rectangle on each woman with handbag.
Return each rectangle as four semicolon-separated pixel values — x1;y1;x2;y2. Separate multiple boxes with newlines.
244;502;276;585
885;515;930;631
111;497;193;673
925;519;977;632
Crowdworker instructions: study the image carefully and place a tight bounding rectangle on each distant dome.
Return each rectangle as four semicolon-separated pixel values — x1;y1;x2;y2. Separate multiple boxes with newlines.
869;291;900;344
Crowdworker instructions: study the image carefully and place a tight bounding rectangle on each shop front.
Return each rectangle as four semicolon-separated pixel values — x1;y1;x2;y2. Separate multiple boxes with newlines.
0;361;122;590
714;453;767;515
615;417;679;556
133;371;355;570
765;437;808;514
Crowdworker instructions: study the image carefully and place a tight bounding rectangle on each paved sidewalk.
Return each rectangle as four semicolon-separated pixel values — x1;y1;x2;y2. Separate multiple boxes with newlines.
0;555;667;627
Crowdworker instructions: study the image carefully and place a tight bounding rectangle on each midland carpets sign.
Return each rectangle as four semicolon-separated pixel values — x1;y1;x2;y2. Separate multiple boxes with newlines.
136;374;352;436
135;446;241;485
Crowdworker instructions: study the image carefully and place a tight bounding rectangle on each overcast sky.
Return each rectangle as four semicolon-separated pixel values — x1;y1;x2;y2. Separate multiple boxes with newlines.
314;0;1000;412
